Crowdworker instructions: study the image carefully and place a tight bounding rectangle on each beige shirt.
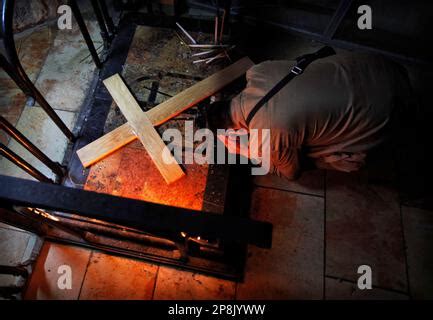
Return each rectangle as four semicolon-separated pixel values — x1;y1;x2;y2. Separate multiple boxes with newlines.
229;53;411;179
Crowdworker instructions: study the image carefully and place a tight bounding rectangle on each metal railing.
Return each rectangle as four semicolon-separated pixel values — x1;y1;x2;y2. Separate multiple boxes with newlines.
0;0;115;182
0;116;64;182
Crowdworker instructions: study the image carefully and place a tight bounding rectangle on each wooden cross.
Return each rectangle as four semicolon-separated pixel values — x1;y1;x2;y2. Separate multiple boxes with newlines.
76;57;254;184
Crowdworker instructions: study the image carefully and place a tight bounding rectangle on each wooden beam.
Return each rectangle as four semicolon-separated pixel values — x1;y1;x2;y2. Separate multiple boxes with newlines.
103;74;185;184
77;57;254;167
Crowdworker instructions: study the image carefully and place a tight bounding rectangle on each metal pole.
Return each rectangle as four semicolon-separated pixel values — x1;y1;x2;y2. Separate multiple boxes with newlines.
1;0;76;142
68;0;103;69
0;53;33;97
97;0;116;37
0;143;54;183
0;116;65;178
90;0;112;48
0;265;28;278
323;0;354;39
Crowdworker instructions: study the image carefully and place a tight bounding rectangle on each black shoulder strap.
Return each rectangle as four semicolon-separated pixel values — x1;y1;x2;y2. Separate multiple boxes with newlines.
245;46;336;126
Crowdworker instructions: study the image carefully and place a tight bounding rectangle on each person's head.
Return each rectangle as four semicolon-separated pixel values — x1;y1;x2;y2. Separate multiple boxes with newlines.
206;100;235;133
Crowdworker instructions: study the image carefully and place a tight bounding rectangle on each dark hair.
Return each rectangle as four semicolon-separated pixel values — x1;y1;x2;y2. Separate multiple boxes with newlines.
206;100;234;133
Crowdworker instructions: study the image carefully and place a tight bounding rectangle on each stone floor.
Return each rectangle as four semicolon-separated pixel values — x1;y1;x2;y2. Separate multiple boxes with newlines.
1;10;433;300
20;167;433;300
0;4;102;298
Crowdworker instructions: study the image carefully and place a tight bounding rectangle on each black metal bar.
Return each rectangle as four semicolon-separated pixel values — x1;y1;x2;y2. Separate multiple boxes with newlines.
323;0;354;39
90;0;112;48
68;0;103;69
1;0;75;141
0;175;273;248
97;0;116;36
0;265;28;278
0;116;65;178
0;144;54;183
0;53;32;97
0;286;22;298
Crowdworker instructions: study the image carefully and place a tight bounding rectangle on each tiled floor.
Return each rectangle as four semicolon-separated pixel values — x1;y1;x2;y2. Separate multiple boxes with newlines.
2;11;433;300
0;224;42;298
21;168;433;300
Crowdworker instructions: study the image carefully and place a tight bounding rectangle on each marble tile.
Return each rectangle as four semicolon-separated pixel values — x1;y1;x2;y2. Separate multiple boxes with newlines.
402;206;433;299
252;169;325;196
34;34;98;112
79;252;158;300
236;187;324;299
326;170;407;292
0;227;39;291
24;242;91;300
325;277;408;300
0;25;54;108
0;228;33;265
153;266;236;300
84;150;123;195
0;25;56;146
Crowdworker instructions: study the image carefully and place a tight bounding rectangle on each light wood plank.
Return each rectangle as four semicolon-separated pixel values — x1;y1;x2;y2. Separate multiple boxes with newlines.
77;57;254;167
103;74;185;184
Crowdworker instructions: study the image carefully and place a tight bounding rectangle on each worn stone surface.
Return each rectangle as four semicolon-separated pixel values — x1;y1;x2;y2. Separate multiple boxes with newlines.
0;106;75;180
35;21;101;112
252;169;325;196
326;170;407;292
124;26;219;80
84;150;124;196
79;252;158;300
325;277;408;300
153;266;236;300
13;0;61;32
85;145;209;210
104;25;220;135
0;223;39;288
24;242;91;300
402;206;433;299
0;25;56;145
0;228;33;266
237;187;324;299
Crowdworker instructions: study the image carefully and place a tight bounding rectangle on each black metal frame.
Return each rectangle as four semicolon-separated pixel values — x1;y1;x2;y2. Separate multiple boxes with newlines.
0;175;272;279
0;175;272;248
0;0;118;184
0;53;32;97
